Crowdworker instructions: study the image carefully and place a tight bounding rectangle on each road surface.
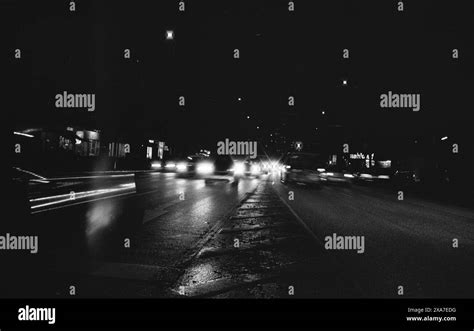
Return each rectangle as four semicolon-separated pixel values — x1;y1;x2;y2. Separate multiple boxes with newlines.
2;172;473;298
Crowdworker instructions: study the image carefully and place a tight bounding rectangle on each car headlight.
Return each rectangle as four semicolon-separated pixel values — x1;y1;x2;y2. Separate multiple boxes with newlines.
196;162;214;175
325;172;334;176
233;162;245;175
344;174;354;178
251;164;261;175
152;162;162;169
176;162;188;172
165;162;176;169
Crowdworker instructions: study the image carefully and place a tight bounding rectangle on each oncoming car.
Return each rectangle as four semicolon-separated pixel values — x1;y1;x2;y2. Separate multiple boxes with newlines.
319;164;356;185
280;153;324;187
175;155;239;184
231;157;263;179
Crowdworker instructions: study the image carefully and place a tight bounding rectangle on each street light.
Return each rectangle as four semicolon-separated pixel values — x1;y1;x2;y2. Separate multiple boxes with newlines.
166;30;174;40
441;136;448;141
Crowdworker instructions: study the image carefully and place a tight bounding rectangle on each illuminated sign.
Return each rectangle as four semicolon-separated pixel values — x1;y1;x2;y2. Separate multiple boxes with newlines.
350;153;365;159
158;142;164;159
350;153;375;160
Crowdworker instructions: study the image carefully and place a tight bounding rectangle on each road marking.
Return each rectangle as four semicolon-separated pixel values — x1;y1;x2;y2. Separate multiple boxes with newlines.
273;189;324;246
272;184;366;296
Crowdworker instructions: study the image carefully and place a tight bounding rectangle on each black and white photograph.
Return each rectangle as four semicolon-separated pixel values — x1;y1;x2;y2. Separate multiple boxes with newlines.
4;0;474;329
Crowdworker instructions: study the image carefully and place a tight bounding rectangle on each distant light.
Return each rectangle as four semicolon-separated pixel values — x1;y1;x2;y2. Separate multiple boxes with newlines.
238;97;242;101
149;140;155;143
251;164;261;175
342;80;348;85
233;162;245;175
176;162;188;172
317;168;325;172
321;111;325;115
166;30;174;40
197;162;214;175
378;160;391;168
14;131;34;138
378;175;390;179
256;126;260;129
441;136;448;141
247;116;250;119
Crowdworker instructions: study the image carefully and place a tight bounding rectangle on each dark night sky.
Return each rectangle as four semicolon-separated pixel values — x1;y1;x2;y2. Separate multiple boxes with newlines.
9;0;474;154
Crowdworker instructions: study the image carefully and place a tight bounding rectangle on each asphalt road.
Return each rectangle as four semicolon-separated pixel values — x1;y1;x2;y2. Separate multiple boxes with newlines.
2;172;473;298
3;172;260;297
273;177;474;298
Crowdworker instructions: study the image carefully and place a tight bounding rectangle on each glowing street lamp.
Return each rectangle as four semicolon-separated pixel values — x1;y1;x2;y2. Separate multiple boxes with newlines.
166;30;174;40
